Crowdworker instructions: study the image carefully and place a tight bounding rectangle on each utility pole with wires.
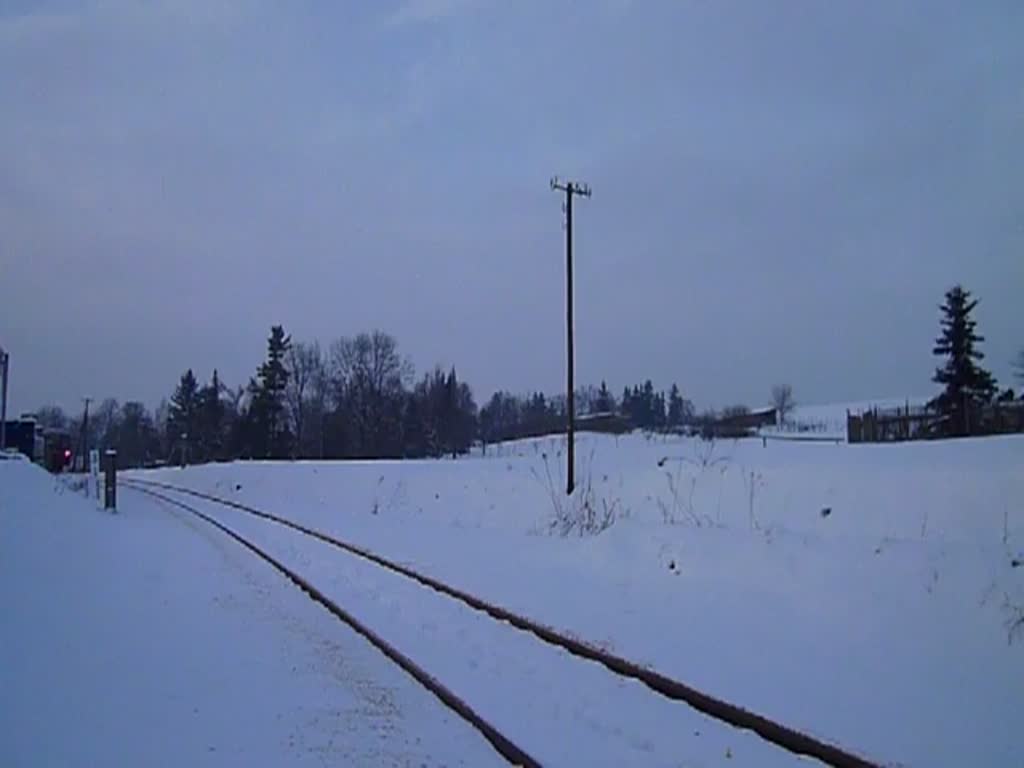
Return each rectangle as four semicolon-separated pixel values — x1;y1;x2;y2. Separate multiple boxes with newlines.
550;176;591;495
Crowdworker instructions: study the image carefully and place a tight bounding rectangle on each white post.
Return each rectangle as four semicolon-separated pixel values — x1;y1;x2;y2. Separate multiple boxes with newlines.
89;449;100;505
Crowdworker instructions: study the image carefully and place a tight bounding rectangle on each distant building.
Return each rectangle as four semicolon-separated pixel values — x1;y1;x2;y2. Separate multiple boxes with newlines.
705;407;777;438
576;411;632;435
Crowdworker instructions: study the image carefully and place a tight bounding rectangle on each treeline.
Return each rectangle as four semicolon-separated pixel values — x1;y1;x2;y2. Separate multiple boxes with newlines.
34;325;700;468
478;381;696;443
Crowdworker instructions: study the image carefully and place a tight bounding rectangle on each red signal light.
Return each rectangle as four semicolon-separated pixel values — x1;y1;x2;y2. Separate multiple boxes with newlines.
63;449;72;459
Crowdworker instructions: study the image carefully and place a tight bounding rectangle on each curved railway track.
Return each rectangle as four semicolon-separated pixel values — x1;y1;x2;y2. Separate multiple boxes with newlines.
122;475;880;768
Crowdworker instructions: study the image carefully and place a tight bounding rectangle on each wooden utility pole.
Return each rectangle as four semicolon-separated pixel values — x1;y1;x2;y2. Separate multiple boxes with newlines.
77;397;92;472
0;347;8;452
550;176;591;495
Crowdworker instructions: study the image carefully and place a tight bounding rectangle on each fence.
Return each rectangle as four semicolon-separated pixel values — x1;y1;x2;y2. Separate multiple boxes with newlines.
847;401;1024;443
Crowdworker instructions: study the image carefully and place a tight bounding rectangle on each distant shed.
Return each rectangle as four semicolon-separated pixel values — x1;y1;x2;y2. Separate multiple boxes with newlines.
576;411;632;435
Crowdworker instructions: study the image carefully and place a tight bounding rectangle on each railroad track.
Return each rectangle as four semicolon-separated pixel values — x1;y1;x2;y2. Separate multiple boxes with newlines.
121;476;880;768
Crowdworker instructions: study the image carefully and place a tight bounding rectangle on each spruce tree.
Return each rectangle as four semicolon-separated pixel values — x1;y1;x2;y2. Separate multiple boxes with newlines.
254;325;292;458
402;394;427;458
639;380;656;429
594;380;614;413
444;367;458;457
168;369;200;464
931;285;997;435
653;391;666;430
667;384;684;428
198;370;225;461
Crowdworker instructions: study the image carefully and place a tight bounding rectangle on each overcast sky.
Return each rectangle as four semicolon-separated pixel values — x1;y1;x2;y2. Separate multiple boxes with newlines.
2;0;1022;416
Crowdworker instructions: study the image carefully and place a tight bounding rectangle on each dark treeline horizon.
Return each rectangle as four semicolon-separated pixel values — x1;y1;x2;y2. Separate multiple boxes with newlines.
28;325;706;468
27;283;1021;467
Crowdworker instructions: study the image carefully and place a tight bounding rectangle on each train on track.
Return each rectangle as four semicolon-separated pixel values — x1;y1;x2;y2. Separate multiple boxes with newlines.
2;416;74;472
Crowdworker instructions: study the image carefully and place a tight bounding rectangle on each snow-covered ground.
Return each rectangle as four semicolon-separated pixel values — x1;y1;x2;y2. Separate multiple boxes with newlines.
129;431;1024;767
0;460;507;767
3;448;816;767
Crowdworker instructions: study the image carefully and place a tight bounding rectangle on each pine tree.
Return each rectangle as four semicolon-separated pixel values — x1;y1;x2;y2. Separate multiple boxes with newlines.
653;391;666;430
449;375;477;457
667;384;684;428
931;285;997;435
639;381;656;429
198;370;225;461
168;369;200;464
252;325;292;458
402;394;427;458
444;367;459;457
593;380;614;413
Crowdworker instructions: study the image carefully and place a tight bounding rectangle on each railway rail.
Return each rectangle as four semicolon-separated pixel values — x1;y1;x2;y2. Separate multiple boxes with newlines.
121;475;880;768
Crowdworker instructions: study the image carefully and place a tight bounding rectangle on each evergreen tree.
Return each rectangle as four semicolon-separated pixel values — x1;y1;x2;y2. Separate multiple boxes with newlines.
251;326;292;458
931;285;997;435
443;367;459;457
653;391;666;430
402;394;427;458
593;380;614;413
627;385;643;426
452;379;477;456
413;367;448;457
667;384;684;428
441;368;478;457
115;401;160;468
168;369;200;464
632;380;655;429
197;370;225;461
479;391;521;444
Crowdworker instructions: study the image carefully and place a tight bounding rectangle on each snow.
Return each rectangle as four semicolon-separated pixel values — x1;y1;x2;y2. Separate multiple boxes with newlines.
129;431;1024;767
0;460;507;767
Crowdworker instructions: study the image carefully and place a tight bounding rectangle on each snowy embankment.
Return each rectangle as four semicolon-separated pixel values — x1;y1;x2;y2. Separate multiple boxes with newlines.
134;432;1024;767
0;460;505;767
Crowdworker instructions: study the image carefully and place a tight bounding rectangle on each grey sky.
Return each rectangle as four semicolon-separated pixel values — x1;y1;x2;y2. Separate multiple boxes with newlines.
2;0;1022;416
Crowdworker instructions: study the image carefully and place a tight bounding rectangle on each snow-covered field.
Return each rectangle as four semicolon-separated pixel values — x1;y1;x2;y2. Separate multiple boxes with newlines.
4;430;1023;766
129;431;1024;767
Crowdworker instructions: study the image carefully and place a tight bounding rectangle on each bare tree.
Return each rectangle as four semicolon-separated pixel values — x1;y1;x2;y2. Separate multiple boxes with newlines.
308;355;330;458
328;331;413;456
285;341;323;457
1015;348;1024;384
93;397;121;448
35;405;69;430
772;384;796;424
